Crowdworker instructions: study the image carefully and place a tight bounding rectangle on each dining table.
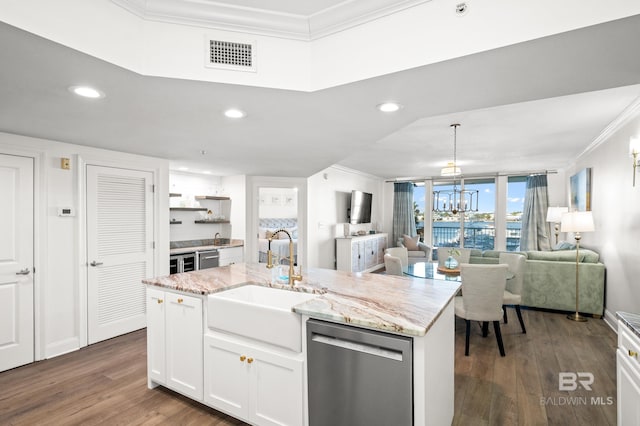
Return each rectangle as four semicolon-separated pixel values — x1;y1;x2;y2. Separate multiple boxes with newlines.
404;262;514;281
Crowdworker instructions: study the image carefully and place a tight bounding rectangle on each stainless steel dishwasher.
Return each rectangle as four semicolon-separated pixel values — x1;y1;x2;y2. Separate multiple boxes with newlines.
306;319;413;426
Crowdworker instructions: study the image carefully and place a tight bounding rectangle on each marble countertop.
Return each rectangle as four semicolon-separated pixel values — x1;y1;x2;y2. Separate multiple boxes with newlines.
169;239;244;255
143;262;460;337
617;311;640;339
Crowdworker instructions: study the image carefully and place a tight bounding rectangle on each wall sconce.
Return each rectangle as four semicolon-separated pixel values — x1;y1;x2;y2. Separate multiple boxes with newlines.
630;136;640;186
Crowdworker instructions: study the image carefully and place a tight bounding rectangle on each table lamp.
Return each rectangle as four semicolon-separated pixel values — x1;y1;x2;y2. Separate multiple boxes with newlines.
560;211;595;322
546;206;568;245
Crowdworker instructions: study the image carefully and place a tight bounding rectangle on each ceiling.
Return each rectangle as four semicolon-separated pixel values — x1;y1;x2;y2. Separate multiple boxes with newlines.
1;9;640;179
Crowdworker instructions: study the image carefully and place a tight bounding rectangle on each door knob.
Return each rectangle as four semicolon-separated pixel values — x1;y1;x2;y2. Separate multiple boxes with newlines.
90;261;103;267
16;268;30;275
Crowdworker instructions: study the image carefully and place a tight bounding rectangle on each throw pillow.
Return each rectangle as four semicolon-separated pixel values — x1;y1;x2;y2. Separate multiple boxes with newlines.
402;234;420;251
554;241;576;250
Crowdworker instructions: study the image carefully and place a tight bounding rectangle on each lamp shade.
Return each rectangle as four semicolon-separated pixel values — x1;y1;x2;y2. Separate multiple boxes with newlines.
546;206;568;223
560;211;594;233
630;136;640;156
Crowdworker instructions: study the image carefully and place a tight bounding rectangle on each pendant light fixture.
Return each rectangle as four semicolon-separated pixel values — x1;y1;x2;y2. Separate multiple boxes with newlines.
441;123;462;177
433;123;479;215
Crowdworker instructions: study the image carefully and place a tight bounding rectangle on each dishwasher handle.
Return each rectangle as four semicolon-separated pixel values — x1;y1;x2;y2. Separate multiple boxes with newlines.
311;333;404;361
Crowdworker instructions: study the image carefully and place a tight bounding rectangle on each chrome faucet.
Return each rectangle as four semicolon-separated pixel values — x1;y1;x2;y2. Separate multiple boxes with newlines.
266;228;302;286
214;232;221;244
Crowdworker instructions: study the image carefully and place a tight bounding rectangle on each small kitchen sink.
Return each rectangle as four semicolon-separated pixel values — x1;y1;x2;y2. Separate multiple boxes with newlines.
213;238;231;246
207;284;317;352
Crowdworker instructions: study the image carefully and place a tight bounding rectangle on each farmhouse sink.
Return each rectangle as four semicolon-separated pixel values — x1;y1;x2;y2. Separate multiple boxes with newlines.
207;284;318;352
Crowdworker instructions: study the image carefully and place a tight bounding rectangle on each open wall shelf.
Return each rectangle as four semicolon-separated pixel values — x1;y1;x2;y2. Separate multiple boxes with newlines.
195;195;230;201
170;207;207;211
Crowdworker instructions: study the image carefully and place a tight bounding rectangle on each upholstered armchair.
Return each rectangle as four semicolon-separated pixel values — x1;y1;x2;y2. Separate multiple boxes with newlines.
398;234;432;264
384;247;408;276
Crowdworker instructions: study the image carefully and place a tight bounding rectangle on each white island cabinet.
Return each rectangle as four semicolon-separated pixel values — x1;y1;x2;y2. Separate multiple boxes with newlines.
143;263;459;426
204;333;304;426
617;312;640;425
146;287;203;400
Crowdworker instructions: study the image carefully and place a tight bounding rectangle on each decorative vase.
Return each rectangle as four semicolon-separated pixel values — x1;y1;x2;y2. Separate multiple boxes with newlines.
444;256;459;270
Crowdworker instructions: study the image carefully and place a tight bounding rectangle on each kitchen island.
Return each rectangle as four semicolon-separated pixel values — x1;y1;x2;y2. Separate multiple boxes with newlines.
143;262;460;425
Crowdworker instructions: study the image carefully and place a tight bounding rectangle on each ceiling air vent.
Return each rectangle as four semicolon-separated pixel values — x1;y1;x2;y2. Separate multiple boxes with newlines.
206;39;257;72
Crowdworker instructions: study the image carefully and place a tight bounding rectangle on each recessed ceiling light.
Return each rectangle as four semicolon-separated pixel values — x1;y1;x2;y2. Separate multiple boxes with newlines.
202;171;212;175
178;167;189;171
69;85;105;99
376;102;402;113
224;108;246;119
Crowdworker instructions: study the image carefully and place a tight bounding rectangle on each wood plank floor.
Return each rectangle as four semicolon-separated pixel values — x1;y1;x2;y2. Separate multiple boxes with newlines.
0;309;617;425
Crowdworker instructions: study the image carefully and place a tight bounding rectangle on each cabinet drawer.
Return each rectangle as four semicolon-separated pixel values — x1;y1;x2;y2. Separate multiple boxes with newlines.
619;323;640;376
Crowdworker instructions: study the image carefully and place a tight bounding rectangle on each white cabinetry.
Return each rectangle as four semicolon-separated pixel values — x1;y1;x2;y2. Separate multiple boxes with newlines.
204;333;304;426
147;287;203;400
336;233;387;272
219;246;244;266
617;316;640;425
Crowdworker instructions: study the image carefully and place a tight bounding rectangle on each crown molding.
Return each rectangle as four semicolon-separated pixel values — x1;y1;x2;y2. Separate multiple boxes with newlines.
579;94;640;158
111;0;432;41
309;0;432;40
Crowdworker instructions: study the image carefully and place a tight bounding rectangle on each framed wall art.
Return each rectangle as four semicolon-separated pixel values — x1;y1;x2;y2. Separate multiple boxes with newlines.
570;167;591;211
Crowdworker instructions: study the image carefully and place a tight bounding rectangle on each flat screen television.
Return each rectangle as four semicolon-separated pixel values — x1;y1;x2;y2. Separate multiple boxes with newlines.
349;190;372;224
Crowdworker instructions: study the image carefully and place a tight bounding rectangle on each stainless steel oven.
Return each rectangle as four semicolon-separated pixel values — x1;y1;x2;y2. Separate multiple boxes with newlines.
198;249;219;270
170;252;196;274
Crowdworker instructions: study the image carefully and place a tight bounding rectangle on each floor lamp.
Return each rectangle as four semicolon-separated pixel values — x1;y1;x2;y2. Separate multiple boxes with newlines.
560;211;595;322
546;206;569;245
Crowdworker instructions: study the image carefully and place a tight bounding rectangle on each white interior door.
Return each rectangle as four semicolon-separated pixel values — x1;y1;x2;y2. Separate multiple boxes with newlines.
0;154;34;372
87;165;154;344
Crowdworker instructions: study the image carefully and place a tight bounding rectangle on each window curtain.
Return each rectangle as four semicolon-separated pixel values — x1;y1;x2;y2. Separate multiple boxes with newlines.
392;182;417;246
520;175;551;251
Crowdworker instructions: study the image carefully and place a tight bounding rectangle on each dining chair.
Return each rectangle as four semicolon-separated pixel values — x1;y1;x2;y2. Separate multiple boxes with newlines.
499;252;527;334
385;247;409;270
383;253;404;276
437;247;471;268
455;263;509;356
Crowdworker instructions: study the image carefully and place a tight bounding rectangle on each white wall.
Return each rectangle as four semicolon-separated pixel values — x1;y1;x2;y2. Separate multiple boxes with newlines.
567;105;640;320
223;174;247;240
307;165;385;269
0;132;169;360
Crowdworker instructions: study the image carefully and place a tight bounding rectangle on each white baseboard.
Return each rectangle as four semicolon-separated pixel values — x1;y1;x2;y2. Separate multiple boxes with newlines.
45;337;81;359
603;309;617;333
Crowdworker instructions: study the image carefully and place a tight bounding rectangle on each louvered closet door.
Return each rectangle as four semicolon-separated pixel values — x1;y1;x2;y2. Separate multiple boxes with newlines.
87;165;154;344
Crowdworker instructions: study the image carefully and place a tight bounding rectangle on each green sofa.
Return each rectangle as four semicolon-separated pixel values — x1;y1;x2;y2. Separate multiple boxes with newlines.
468;248;605;317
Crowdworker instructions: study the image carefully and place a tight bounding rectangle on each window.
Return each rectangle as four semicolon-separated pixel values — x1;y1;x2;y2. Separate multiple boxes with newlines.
413;183;425;241
432;178;496;250
463;178;495;250
506;176;526;251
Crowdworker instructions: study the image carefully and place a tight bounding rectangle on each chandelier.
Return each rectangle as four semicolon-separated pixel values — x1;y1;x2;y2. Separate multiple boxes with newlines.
432;187;479;214
432;123;479;215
